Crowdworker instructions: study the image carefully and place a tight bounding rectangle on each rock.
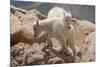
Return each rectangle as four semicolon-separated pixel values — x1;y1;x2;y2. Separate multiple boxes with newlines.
20;9;47;25
48;7;72;18
10;58;18;67
11;12;43;45
10;10;37;45
32;43;47;51
57;51;74;63
27;9;47;20
71;18;95;49
10;13;21;34
70;18;95;62
11;5;27;14
11;21;48;46
10;43;30;66
75;56;81;62
26;51;45;65
51;38;62;52
75;45;82;59
81;32;95;62
19;23;35;45
11;5;27;23
11;9;47;45
20;10;39;25
11;42;46;66
25;43;46;65
42;43;74;63
15;10;25;19
11;23;34;46
11;10;44;45
48;57;65;64
10;13;22;46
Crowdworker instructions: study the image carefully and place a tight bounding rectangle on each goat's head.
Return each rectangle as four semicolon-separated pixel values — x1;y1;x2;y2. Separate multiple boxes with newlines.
63;16;72;29
66;10;72;18
33;20;42;38
63;10;72;29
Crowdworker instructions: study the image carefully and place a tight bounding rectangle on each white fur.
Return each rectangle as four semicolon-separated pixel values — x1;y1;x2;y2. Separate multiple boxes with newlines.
33;17;76;61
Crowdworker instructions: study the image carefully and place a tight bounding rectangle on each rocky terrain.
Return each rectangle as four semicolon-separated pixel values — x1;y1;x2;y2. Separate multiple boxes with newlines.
10;5;95;67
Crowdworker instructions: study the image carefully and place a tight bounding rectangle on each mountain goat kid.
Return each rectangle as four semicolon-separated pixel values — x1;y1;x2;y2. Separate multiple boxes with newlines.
33;17;76;62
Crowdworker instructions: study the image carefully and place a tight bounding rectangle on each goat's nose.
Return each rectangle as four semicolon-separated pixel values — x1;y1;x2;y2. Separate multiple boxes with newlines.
68;27;71;29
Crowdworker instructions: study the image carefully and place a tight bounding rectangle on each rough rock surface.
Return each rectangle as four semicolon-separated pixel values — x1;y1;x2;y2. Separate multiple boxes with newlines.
26;9;47;20
10;13;22;46
11;5;27;15
10;13;21;34
11;43;30;67
11;6;47;46
48;57;65;64
71;18;95;48
81;32;95;62
11;20;35;46
14;10;25;19
19;9;39;25
11;43;46;66
19;9;46;25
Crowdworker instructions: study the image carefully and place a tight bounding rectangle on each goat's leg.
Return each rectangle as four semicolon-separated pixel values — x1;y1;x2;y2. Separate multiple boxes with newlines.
46;35;52;49
60;39;69;54
70;41;76;62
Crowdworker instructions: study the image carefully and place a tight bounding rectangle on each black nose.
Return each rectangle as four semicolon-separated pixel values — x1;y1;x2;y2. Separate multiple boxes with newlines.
68;27;71;29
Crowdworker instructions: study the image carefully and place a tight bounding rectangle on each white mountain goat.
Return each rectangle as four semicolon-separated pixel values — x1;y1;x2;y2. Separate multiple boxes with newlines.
33;16;76;62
